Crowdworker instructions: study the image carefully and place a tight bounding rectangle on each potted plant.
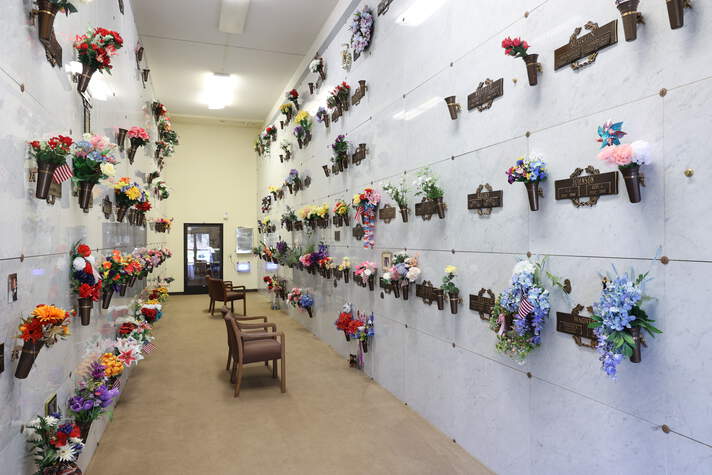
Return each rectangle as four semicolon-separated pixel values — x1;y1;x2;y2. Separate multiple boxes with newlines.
596;120;651;203
279;140;292;162
440;265;460;314
332;200;349;226
72;133;119;210
413;167;446;219
280;102;295;123
67;360;120;442
113;177;143;222
502;36;540;86
294;111;313;148
489;257;555;363
286;89;300;110
70;243;101;326
24;415;84;474
589;269;662;378
309;56;327;81
506;155;547;211
349;6;374;61
15;305;71;378
331;135;352;171
73;27;124;93
28;135;73;200
316;107;331;128
355;261;377;290
382;179;410;222
126;126;149;164
352;188;381;249
615;0;643;42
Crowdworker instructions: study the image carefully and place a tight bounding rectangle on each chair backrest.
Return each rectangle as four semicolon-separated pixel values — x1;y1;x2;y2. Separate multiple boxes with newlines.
223;310;239;359
205;276;213;297
214;278;228;300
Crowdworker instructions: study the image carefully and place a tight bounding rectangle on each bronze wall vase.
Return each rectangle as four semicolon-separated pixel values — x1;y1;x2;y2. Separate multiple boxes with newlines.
444;96;461;120
77;182;94;210
308;82;315;94
617;0;644;41
77;64;97;93
522;54;542;86
102;288;114;309
35;162;57;200
35;0;59;42
14;340;44;379
118;283;128;297
78;297;93;326
621;164;643;203
667;0;691;29
415;197;446;220
352;80;368;106
448;291;460;314
116;205;129;223
523;182;543;212
117;128;128;151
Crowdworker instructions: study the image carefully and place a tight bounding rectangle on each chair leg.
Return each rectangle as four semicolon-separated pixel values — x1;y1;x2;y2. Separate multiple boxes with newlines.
234;363;243;398
231;300;235;313
243;298;247;316
226;351;231;371
230;359;237;383
209;298;214;313
280;357;286;393
211;301;217;316
272;359;277;378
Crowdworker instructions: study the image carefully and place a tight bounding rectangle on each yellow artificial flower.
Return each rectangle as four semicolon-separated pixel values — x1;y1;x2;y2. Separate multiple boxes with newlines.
352;194;361;205
125;186;141;201
280;103;294;113
295;110;311;124
268;185;279;193
445;265;457;275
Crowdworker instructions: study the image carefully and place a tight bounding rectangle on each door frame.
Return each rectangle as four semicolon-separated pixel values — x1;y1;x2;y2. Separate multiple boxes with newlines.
183;223;224;294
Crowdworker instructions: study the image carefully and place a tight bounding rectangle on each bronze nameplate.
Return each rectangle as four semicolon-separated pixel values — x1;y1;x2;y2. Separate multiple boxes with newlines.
352;224;365;240
415;200;437;219
467;183;503;215
332;108;342;123
378;0;394;15
379;204;396;223
352;83;367;106
352;144;367;165
102;196;113;219
467;78;504;112
554;21;618;71
556;305;598;348
334;230;341;242
555;167;618;207
469;288;496;320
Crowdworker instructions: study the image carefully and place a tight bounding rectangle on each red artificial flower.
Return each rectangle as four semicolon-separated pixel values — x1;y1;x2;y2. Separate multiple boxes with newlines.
512;37;521;47
69;424;81;439
118;322;138;335
346;319;362;335
30;141;40;149
142;308;158;322
77;244;91;257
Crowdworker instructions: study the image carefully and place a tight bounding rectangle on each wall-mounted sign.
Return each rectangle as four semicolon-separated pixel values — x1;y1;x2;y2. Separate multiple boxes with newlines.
332;107;342;123
554;166;618;207
556;304;598;348
469;288;496;320
102;196;113;219
415;281;441;305
467;184;503;215
352;144;367;165
352;80;368;106
379;204;396;223
352;224;365;240
554;21;618;71
414;198;445;220
467;78;504;112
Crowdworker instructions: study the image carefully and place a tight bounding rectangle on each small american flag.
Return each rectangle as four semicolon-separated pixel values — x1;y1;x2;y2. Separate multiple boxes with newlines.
52;164;73;183
111;378;121;390
143;342;157;354
518;297;534;319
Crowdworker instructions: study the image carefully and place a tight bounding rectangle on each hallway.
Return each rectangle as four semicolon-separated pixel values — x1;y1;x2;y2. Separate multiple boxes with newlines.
88;294;490;475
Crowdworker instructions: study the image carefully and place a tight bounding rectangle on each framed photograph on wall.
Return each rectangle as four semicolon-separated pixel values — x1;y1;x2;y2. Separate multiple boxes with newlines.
381;252;393;270
7;273;17;303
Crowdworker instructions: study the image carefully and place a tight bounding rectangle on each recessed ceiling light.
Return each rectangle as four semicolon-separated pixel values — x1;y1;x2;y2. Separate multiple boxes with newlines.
200;72;237;110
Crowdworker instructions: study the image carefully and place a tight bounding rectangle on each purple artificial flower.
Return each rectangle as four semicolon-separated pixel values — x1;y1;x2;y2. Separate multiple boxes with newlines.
95;384;120;408
90;361;106;381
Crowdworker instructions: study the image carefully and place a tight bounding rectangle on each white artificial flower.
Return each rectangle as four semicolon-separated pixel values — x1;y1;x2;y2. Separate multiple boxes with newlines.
100;162;115;177
382;272;391;281
85;255;95;264
72;257;86;271
364;269;372;276
631;140;652;166
43;416;59;427
512;259;535;277
406;267;421;282
57;444;77;462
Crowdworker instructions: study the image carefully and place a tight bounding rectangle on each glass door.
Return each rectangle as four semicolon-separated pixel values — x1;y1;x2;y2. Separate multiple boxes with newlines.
184;223;223;294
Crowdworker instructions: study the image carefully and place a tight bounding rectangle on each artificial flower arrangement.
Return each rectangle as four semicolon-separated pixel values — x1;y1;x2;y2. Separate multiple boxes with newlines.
157;116;179;148
440;265;460;314
279;102;295;124
315;107;331;128
152;101;168;122
279;140;292;162
332;199;350;227
24;414;85;474
153;217;173;233
352;310;375;353
118;303;155;349
285;169;302;194
134;196;151;226
113;177;144;222
126;126;149;164
258;217;276;234
100;250;128;308
589;269;661;378
349;6;374;60
254;136;265;157
287;288;314;317
309;56;327;80
413;167;446;219
252;241;273;262
382;178;410;222
596;120;651;203
15;305;71;379
335;303;358;341
382;252;421;300
505;155;547;211
502;36;541;86
336;257;352;283
155;139;175;163
299;243;329;274
139;301;163;324
286;88;300;110
67;359;120;442
72;133;119;210
99;352;124;386
293;111;313;149
354;261;378;290
281;206;299;231
268;185;284;200
124;256;144;288
73;27;124;93
352;188;381;249
147;286;169;303
34;0;88;43
318;256;335;278
265;125;277;144
153;179;170;200
260;130;272;155
28;135;73;200
331;135;352;172
489;257;554;363
327;82;352;112
70;242;102;326
276;238;289;260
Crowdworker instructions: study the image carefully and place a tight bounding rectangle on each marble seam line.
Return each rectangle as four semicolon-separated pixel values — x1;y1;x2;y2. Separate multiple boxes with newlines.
0;242;168;262
284;294;712;451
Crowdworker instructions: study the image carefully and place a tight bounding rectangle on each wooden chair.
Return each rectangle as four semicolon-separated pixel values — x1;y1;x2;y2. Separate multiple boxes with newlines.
223;311;286;397
210;278;247;316
220;308;271;373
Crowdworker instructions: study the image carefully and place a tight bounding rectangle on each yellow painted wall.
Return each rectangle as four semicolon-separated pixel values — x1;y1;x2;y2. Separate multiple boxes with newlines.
163;117;261;292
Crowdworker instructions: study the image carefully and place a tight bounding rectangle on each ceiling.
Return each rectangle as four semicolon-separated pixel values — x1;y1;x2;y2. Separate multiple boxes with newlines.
133;0;339;123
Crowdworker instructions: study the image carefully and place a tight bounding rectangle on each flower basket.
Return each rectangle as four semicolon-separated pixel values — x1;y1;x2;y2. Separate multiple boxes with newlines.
102;288;114;309
78;297;92;326
36;0;59;42
15;340;44;379
524;182;541;211
621;164;642;203
77;182;94;210
448;291;459;314
617;0;642;42
36;162;57;200
522;54;540;86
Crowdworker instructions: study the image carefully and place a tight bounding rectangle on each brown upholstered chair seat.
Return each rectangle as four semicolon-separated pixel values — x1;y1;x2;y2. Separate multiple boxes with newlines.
243;339;282;364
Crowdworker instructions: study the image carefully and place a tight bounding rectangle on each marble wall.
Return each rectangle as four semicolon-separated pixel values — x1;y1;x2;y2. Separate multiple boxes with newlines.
0;0;168;472
256;0;712;473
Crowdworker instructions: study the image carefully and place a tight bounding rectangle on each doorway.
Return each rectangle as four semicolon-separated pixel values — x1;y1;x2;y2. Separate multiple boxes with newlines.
184;223;223;294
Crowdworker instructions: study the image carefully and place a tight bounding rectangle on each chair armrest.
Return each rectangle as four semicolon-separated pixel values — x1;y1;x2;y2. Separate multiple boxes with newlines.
242;332;277;341
232;285;247;291
235;316;268;322
223;281;233;290
238;322;276;331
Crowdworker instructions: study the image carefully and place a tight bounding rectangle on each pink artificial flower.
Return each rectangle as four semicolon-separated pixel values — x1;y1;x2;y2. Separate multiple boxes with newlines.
128;126;150;140
597;146;617;165
512;37;521;47
612;144;633;166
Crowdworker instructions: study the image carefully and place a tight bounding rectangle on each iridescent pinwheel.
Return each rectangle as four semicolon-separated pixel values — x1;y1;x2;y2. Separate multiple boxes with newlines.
597;120;627;148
